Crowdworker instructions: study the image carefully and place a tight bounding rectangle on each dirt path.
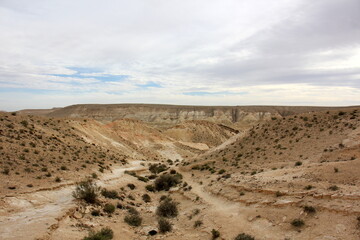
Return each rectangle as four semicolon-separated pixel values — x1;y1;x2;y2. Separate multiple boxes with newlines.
179;170;290;240
0;161;146;240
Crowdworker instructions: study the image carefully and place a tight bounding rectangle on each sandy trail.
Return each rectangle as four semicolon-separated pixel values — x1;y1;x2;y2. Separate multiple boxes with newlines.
0;161;146;240
180;170;288;240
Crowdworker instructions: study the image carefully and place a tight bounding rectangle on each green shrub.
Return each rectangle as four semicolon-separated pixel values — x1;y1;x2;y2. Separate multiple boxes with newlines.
291;219;304;227
124;214;142;227
158;218;172;233
136;176;149;182
103;203;115;214
142;194;151;203
83;227;113;240
156;199;178;218
149;163;167;174
91;210;100;216
145;184;155;192
2;168;9;175
303;206;316;213
127;183;136;190
211;229;220;239
127;207;139;215
154;174;181;191
101;189;119;199
234;233;255;240
194;220;203;228
73;179;100;204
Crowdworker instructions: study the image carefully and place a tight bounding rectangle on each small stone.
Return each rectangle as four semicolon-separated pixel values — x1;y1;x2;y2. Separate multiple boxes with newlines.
73;212;82;219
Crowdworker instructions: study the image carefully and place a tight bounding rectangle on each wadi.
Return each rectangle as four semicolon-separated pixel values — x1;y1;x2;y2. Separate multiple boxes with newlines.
0;104;359;240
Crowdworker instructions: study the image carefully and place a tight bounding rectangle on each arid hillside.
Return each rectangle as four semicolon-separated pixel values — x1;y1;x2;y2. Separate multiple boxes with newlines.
0;112;233;195
43;104;353;128
0;113;128;195
1;106;360;240
164;120;237;148
185;107;360;239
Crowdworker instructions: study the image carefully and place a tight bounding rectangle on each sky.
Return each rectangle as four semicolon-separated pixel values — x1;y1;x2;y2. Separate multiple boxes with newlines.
0;0;359;111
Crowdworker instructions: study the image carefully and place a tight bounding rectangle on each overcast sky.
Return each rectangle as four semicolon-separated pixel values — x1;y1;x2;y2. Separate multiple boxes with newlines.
0;0;359;111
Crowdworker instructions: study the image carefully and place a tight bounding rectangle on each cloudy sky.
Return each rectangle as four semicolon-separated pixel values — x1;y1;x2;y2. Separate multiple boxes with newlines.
0;0;359;111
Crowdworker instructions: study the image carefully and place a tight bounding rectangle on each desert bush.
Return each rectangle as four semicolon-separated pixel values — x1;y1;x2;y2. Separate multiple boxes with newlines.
127;183;136;190
158;218;172;233
124;213;142;227
304;185;313;190
328;185;339;191
103;203;115;214
303;206;316;213
295;161;302;166
194;220;203;228
20;120;28;127
127;207;139;215
156;199;178;218
149;163;167;174
145;184;155;192
234;233;255;240
73;179;100;204
291;219;304;227
83;227;113;240
136;176;149;182
211;229;220;239
154;174;181;191
1;168;9;175
142;194;151;203
275;191;284;197
101;189;119;199
91;210;100;216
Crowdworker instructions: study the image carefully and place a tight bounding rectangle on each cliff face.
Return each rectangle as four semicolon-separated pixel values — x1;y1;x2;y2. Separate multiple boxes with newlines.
46;104;343;125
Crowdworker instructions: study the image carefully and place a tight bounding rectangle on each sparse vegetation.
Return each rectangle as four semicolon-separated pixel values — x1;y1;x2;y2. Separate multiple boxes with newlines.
234;233;255;240
142;193;151;203
83;227;113;240
149;163;167;174
158;218;172;233
291;219;305;227
211;229;220;239
101;189;119;199
194;220;203;228
124;213;142;227
103;203;115;214
154;174;181;191
304;206;316;213
73;179;100;204
156;198;178;218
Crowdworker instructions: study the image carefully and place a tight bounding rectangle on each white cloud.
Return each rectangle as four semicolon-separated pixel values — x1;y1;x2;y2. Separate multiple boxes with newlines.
0;0;359;110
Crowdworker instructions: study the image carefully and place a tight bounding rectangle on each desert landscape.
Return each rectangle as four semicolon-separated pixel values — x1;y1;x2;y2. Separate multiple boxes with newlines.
1;1;360;239
1;104;359;240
